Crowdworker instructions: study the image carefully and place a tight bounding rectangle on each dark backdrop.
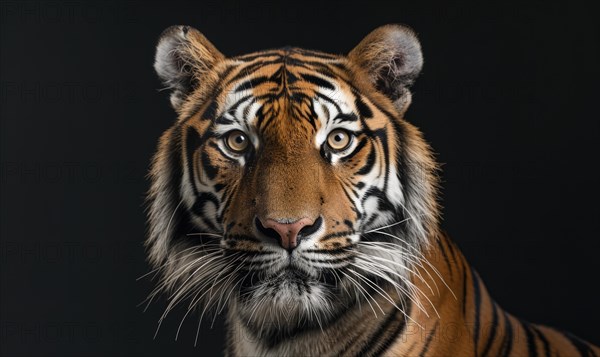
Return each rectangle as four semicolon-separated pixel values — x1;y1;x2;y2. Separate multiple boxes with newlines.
1;1;598;356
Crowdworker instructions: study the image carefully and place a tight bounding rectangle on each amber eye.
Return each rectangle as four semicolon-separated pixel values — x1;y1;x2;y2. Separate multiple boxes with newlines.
327;129;352;151
225;130;249;153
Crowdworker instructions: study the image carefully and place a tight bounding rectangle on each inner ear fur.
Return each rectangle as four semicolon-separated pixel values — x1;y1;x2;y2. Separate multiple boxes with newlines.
348;24;423;115
154;25;224;111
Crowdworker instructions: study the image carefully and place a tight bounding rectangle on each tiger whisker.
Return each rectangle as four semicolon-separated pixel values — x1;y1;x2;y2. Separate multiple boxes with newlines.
177;266;237;341
362;230;445;296
158;253;230;328
339;270;382;318
354;254;440;319
350;260;430;320
360;214;426;234
164;198;184;240
357;243;437;296
139;243;223;282
165;251;224;301
347;268;424;330
186;232;224;237
194;254;244;328
403;242;457;300
138;246;223;313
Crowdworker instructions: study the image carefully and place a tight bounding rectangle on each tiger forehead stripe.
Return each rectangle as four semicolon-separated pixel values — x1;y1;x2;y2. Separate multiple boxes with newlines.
210;56;355;131
175;51;354;133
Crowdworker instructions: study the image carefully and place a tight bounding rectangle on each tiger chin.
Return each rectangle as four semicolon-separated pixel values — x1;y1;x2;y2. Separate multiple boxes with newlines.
145;24;599;356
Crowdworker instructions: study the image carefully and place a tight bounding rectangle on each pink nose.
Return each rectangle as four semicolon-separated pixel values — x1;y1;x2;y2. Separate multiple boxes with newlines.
261;218;315;251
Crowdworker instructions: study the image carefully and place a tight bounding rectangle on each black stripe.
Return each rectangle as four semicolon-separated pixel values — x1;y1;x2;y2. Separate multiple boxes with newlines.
234;76;276;92
339;182;358;210
305;247;353;255
356;146;377;175
200;151;218;180
334;113;359;122
303;256;354;264
158;127;190;249
355;95;373;119
306;64;344;79
185;127;203;194
202;98;219;119
233;51;282;62
225;60;273;85
300;73;335;90
343;219;353;229
215;116;234;125
315;92;342;113
481;300;499;357
356;307;401;356
183;65;235;123
445;236;461;267
341;138;368;163
521;320;538;357
320;230;355;241
499;313;514;356
531;325;551;357
286;57;340;73
364;213;380;228
207;142;237;164
371;307;410;356
225;94;253;114
435;237;453;273
419;321;439;357
372;128;390;191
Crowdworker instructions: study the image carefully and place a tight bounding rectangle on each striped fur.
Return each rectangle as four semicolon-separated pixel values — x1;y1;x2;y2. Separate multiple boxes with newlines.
145;25;599;356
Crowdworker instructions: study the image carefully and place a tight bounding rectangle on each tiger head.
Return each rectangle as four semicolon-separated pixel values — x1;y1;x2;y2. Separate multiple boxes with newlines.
146;24;439;337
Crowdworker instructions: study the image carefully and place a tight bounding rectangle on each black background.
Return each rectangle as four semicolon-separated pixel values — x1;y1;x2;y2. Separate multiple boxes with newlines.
1;1;598;356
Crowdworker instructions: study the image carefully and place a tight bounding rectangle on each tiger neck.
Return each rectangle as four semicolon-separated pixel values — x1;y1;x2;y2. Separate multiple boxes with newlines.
226;233;487;356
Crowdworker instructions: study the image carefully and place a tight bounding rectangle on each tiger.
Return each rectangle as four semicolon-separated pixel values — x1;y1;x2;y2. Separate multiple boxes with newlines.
145;24;600;356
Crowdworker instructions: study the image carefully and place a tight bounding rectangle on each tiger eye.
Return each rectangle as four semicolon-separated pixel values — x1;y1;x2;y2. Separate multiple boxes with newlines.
327;129;352;151
225;130;249;153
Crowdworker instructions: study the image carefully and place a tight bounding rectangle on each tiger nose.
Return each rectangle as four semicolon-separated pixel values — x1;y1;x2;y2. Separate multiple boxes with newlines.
257;217;323;251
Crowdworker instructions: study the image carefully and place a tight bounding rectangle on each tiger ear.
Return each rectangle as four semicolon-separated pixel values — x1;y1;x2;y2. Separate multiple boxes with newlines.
348;24;423;115
154;25;225;111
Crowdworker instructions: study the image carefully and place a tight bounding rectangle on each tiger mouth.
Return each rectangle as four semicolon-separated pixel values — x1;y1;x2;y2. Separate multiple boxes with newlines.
239;264;342;292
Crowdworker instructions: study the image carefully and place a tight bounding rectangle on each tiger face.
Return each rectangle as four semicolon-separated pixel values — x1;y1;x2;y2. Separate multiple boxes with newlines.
147;25;439;337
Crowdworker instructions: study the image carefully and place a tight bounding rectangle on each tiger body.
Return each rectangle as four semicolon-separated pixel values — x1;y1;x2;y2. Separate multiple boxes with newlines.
146;25;599;356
